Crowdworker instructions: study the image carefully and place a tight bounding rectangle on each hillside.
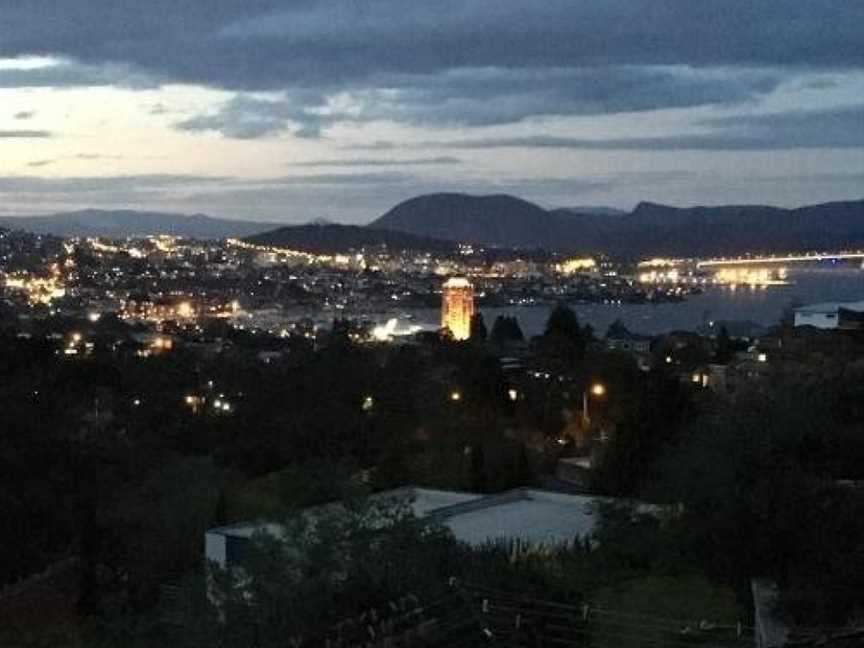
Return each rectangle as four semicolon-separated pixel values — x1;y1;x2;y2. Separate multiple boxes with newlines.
371;193;616;251
371;194;864;256
245;223;456;254
0;209;278;239
623;199;864;256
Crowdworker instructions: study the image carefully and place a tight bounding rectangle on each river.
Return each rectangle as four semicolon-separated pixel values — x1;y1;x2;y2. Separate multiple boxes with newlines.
401;267;864;338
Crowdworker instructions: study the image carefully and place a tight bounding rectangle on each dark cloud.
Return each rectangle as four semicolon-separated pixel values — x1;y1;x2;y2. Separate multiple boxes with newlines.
0;129;51;138
0;60;159;89
349;66;781;126
2;2;860;87
287;156;460;167
0;2;861;134
176;66;782;138
434;105;864;151
257;172;413;186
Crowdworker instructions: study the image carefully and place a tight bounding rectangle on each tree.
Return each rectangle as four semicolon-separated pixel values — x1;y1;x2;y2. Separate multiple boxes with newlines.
536;303;588;372
606;319;630;339
490;315;524;347
714;326;734;363
200;496;462;647
544;302;582;341
470;312;488;342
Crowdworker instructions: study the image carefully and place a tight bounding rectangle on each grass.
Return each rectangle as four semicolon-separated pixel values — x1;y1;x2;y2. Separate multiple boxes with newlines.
589;574;746;647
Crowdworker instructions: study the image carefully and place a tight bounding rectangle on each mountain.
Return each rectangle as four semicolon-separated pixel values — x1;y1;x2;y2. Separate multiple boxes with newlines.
246;223;455;254
0;209;278;239
554;206;627;217
371;193;617;251
623;200;864;256
371;193;864;256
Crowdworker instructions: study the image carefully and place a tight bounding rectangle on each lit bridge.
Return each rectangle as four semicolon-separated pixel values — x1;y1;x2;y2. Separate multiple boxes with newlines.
697;251;864;268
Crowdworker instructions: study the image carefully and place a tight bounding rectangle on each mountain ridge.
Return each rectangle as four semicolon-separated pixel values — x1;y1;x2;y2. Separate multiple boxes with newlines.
0;209;279;239
245;223;455;254
371;193;864;256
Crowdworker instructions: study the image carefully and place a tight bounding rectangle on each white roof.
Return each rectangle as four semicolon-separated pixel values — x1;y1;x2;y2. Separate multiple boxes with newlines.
443;277;472;288
795;300;864;314
207;487;611;548
431;489;602;546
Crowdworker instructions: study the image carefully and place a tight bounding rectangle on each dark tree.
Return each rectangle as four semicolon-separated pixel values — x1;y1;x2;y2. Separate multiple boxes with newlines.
714;326;734;363
606;319;630;339
470;312;488;342
536;303;588;371
490;316;524;346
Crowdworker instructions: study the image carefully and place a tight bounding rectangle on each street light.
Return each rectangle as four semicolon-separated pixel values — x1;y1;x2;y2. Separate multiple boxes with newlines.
582;382;606;427
450;390;462;402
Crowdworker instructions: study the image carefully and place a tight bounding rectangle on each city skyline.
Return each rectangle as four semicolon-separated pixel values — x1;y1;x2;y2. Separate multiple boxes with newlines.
1;2;863;222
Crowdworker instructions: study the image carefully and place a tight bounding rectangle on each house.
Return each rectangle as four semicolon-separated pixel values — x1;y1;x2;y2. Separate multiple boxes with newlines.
605;328;652;353
793;300;864;330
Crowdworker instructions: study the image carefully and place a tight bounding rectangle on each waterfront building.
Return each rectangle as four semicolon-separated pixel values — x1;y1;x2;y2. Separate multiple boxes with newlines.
793;300;864;330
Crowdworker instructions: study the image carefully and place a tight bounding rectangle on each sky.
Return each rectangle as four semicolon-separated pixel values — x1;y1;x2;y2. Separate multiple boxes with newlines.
1;1;863;224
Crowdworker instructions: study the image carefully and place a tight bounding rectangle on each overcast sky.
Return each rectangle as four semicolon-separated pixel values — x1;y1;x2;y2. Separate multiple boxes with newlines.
1;1;863;223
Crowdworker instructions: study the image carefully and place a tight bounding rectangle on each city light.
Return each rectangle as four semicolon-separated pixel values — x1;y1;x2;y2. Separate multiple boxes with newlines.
450;391;462;402
590;383;606;397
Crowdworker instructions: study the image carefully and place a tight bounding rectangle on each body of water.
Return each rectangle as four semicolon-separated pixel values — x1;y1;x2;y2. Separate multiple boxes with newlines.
402;268;864;338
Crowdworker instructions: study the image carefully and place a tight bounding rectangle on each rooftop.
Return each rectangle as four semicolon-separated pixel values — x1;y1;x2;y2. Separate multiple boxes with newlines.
442;277;472;289
794;300;864;314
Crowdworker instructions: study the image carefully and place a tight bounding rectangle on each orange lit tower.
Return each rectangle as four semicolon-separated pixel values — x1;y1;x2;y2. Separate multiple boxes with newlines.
441;277;475;340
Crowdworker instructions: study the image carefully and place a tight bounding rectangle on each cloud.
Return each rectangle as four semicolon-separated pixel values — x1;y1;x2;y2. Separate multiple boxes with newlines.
13;110;35;120
0;174;229;194
174;93;331;138
434;105;864;151
286;156;460;167
0;59;159;89
0;3;859;135
173;65;783;139
174;66;783;137
10;0;843;91
0;129;51;138
25;153;128;168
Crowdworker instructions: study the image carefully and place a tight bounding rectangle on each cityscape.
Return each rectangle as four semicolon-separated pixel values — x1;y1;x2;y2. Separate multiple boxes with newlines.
2;3;864;648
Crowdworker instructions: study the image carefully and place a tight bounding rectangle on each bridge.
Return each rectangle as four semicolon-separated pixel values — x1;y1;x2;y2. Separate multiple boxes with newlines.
697;252;864;268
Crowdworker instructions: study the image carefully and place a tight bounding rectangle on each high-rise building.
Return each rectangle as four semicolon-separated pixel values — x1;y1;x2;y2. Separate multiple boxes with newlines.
441;277;475;341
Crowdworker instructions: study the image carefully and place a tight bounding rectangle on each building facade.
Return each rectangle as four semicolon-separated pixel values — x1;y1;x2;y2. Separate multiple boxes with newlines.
793;300;864;330
441;277;475;341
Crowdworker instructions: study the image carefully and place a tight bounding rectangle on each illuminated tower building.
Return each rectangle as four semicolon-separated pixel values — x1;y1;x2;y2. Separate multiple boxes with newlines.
441;277;475;341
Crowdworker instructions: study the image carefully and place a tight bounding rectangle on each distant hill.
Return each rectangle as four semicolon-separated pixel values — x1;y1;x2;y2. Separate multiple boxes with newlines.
623;199;864;256
246;223;456;254
554;206;627;217
371;193;864;256
371;193;619;251
0;209;278;239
